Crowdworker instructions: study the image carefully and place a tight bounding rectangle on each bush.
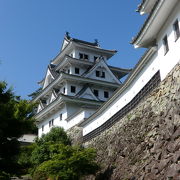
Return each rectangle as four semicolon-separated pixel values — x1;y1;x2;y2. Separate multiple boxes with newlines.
0;171;10;180
32;170;48;180
18;144;35;174
30;127;99;180
33;145;99;180
36;127;71;146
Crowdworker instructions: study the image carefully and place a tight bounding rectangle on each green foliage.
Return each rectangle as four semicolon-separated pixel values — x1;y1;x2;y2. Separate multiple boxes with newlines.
0;81;36;175
30;127;99;180
30;127;71;166
18;144;35;174
32;170;48;180
0;171;10;180
36;127;71;146
34;145;99;180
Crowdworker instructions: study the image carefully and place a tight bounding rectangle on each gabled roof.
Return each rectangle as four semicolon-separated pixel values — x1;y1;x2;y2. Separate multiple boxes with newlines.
54;55;131;79
51;34;117;65
55;55;93;71
84;57;121;84
75;86;100;101
48;64;59;78
35;93;103;121
33;72;120;102
80;46;157;127
38;64;59;87
49;90;57;103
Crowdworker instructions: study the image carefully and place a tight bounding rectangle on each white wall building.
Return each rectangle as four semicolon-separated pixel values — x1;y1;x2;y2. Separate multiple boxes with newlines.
33;33;131;137
81;0;180;141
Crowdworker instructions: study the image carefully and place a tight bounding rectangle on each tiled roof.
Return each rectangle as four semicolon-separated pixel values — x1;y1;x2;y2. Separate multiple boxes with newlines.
131;0;160;44
137;0;146;12
48;64;59;78
61;94;104;103
75;86;88;97
79;46;157;126
71;38;99;47
65;33;99;47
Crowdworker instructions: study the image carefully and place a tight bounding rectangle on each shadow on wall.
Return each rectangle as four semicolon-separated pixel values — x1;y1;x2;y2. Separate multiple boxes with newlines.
95;166;115;180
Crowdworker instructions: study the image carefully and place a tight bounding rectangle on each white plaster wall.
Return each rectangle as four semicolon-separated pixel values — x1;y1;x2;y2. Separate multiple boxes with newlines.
74;49;107;62
50;93;56;103
59;82;68;95
37;104;42;113
66;104;80;117
84;109;96;118
67;109;96;129
91;87;114;101
38;106;67;137
83;52;159;135
69;49;75;58
43;69;54;89
83;3;180;136
66;82;82;96
157;2;180;80
69;65;86;76
67;111;85;129
87;66;117;83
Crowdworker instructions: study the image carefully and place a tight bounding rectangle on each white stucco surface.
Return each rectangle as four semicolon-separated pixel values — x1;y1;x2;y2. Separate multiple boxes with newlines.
83;3;180;136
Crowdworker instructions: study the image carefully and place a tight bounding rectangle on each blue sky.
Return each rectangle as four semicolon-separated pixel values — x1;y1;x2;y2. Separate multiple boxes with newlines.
0;0;146;99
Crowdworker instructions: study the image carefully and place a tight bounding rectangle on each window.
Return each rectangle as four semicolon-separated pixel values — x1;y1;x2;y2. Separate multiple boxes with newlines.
42;125;44;132
96;70;100;77
79;53;89;60
104;91;109;98
49;119;54;127
67;69;70;74
71;86;76;93
173;19;180;41
94;56;98;61
75;67;79;74
60;113;62;120
163;35;169;54
79;53;83;59
101;72;105;78
94;89;99;97
96;70;105;78
49;121;51;127
84;54;88;60
63;87;66;94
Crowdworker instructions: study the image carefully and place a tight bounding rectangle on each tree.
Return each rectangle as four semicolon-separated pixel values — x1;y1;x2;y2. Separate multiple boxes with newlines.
0;81;35;175
18;144;35;175
31;127;99;180
30;127;71;167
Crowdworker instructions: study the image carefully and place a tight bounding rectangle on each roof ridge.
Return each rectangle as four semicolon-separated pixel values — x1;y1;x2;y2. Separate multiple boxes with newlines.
64;32;99;47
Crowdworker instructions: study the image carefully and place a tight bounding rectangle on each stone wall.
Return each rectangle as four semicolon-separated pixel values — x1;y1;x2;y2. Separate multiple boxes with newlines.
80;62;180;179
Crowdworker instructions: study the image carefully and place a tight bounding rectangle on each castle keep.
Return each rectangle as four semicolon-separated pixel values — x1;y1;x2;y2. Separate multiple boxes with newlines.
34;0;180;141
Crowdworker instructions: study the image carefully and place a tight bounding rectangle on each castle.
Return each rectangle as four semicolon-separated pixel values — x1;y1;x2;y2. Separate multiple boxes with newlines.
33;33;130;137
34;0;180;140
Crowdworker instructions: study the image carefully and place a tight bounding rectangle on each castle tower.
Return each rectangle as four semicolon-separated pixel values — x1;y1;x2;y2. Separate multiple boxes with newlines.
33;33;131;137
